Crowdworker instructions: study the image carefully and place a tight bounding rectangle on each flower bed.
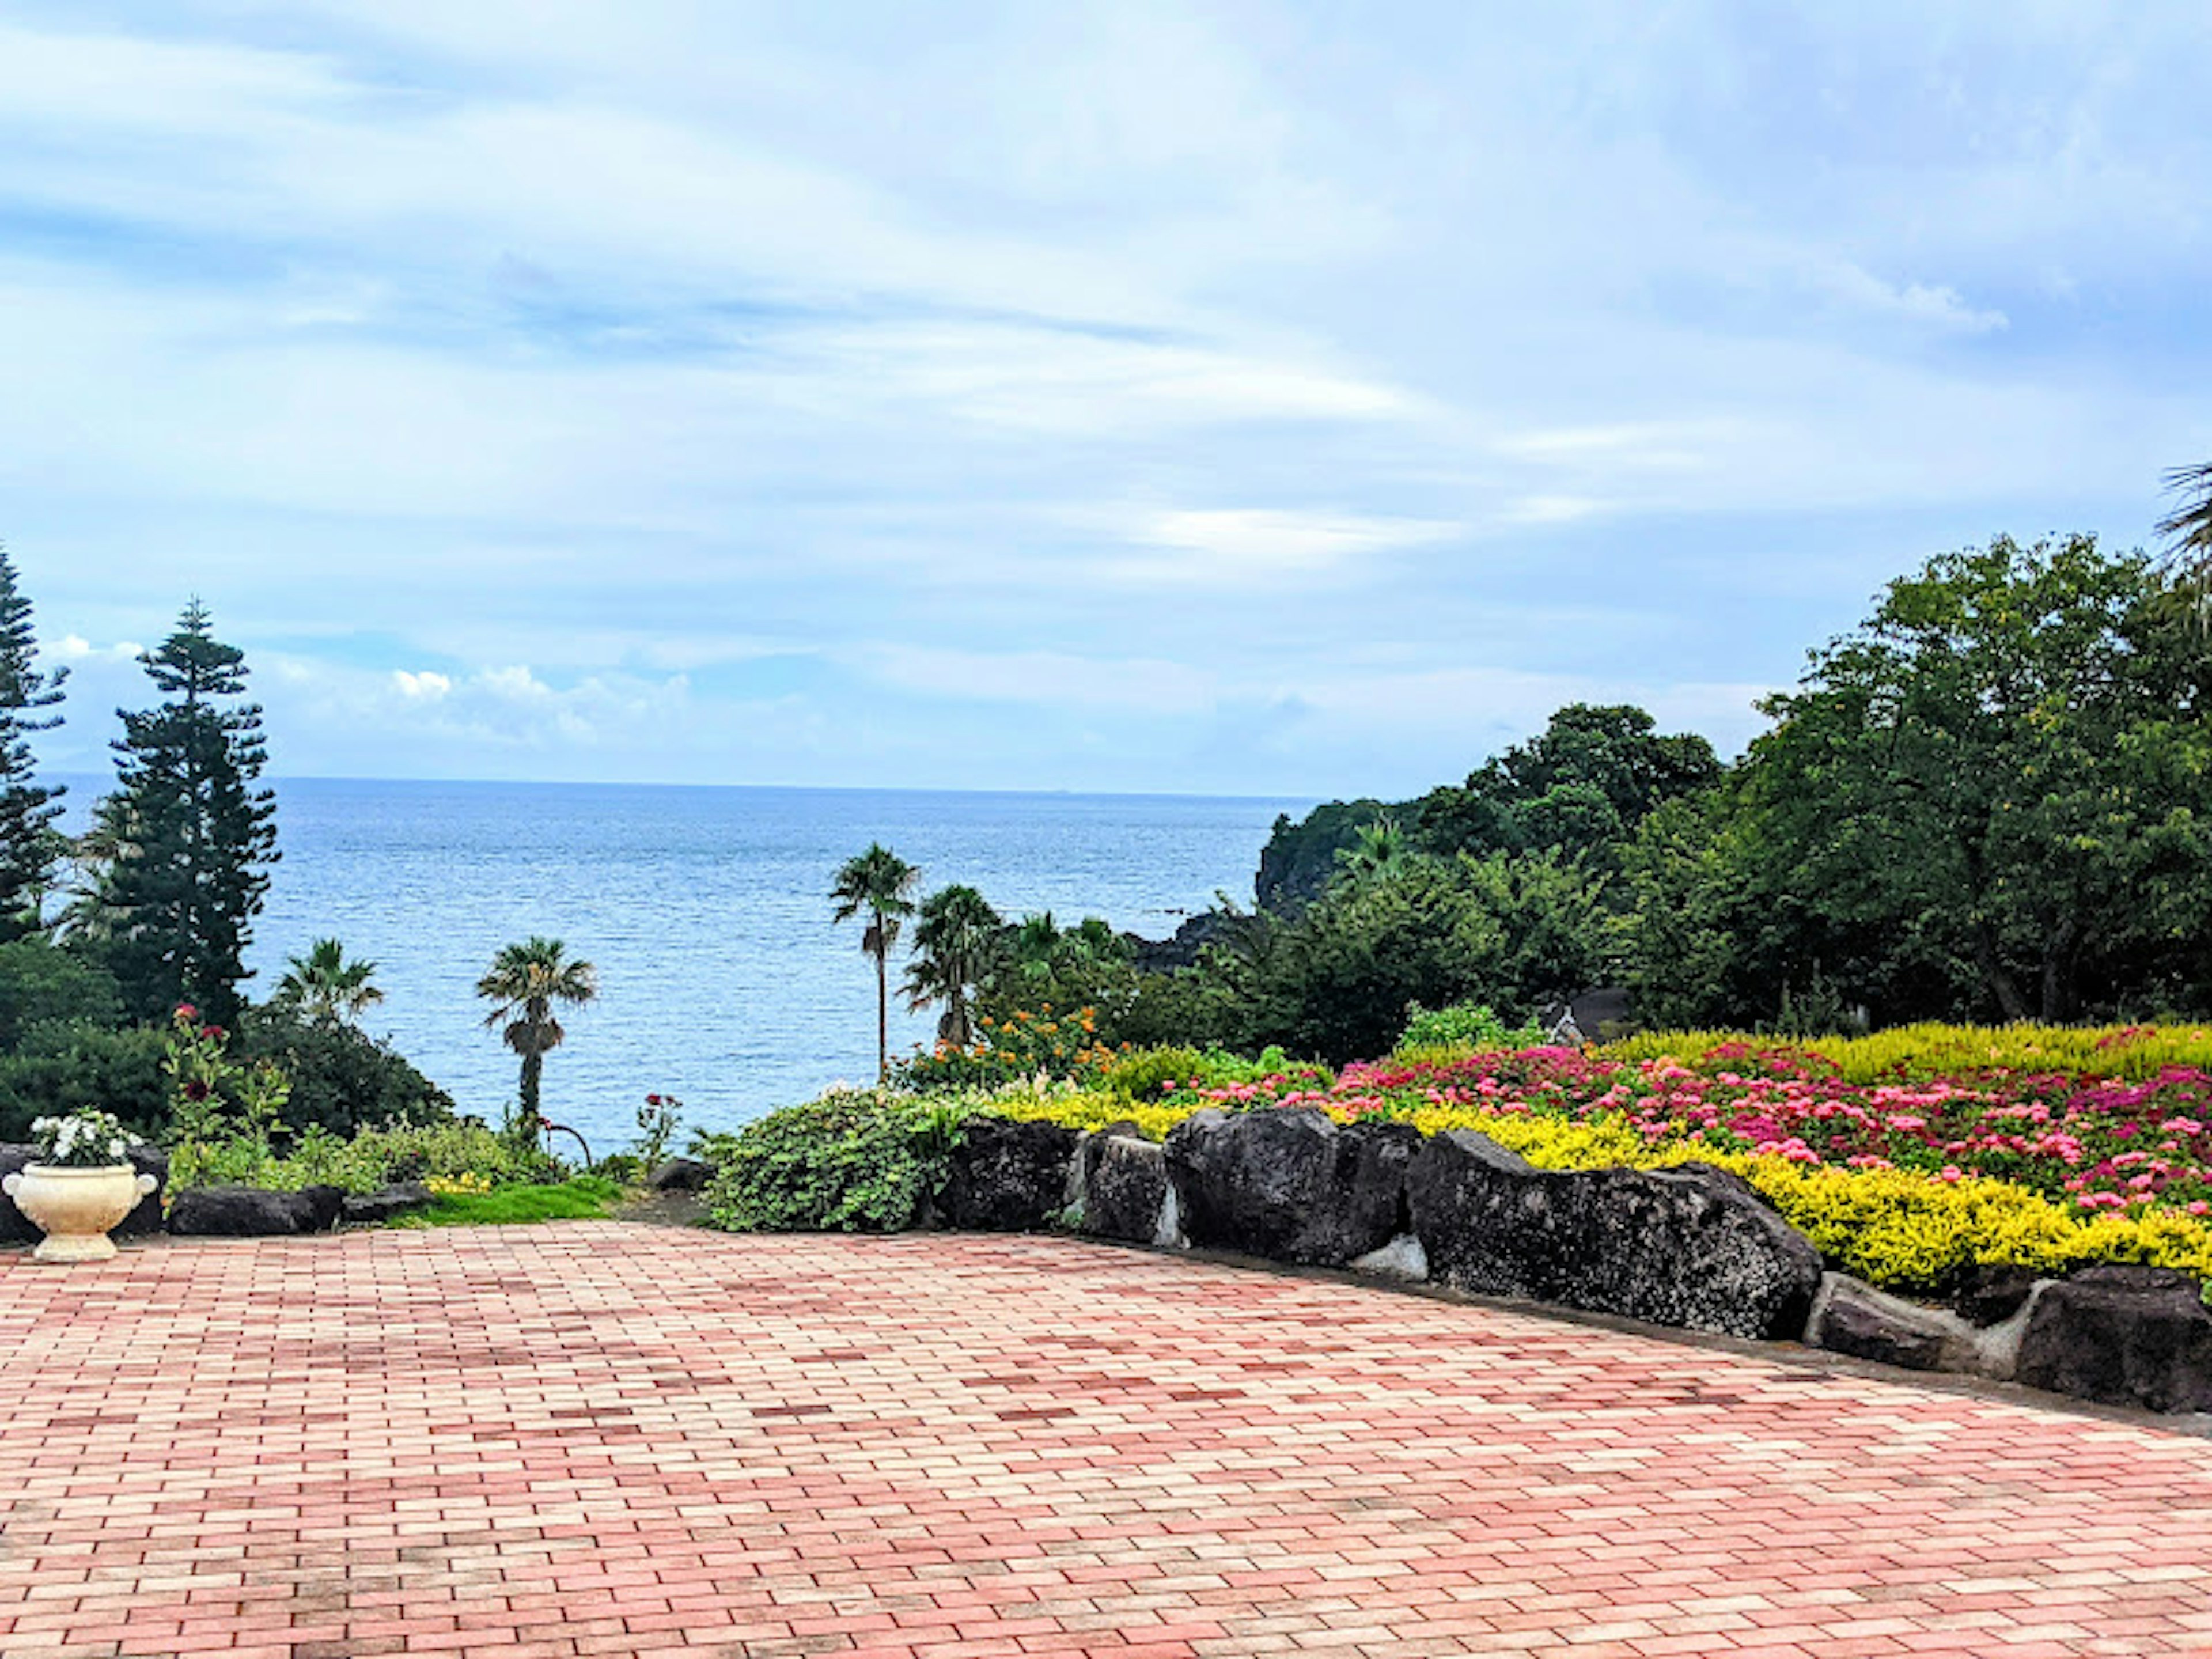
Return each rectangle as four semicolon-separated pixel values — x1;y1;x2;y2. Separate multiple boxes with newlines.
973;1036;2212;1294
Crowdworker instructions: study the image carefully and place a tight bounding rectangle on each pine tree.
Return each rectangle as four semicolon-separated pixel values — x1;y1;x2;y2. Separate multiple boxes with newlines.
89;601;279;1024
0;544;68;941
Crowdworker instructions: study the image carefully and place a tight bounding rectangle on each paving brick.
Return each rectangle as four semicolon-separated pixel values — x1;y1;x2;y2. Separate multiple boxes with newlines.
4;1225;2211;1656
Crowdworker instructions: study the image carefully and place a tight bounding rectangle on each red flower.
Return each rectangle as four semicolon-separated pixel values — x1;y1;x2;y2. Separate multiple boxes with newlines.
646;1093;662;1105
175;1003;198;1021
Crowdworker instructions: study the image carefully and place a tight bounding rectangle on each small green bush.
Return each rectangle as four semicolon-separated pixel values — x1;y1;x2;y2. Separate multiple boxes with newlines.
235;1006;453;1135
174;1119;551;1195
1396;1001;1546;1054
0;1021;169;1142
0;940;123;1049
1100;1045;1211;1100
702;1090;964;1232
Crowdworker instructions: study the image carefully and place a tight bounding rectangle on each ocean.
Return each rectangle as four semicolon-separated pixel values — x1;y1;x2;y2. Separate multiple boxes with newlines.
65;779;1307;1155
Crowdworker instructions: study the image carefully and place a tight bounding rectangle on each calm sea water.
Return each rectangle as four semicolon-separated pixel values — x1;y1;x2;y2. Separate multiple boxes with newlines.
66;779;1306;1154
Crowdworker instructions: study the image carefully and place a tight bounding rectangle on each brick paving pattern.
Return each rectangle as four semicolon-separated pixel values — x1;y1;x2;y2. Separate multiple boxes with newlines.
3;1224;2210;1658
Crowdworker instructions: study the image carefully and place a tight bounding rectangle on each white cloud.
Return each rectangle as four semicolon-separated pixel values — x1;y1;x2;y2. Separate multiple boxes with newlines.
1111;508;1457;585
1804;260;2010;335
3;2;2207;794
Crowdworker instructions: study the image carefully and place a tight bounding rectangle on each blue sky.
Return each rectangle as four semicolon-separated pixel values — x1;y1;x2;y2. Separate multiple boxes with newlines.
4;1;2208;797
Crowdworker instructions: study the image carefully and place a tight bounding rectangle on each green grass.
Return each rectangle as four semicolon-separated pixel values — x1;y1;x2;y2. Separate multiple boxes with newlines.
398;1176;624;1228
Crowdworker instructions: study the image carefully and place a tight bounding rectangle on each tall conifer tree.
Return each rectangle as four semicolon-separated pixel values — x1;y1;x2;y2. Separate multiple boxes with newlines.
0;544;68;940
89;601;279;1024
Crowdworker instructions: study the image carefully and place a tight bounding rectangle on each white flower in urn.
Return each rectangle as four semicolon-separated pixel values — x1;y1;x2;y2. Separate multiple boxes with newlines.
6;1108;156;1263
28;1109;137;1169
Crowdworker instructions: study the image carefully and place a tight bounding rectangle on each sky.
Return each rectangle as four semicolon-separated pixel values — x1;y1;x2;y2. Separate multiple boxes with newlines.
3;1;2209;798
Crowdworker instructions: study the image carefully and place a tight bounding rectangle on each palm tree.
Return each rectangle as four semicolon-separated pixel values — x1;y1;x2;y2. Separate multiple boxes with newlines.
2157;462;2212;605
475;936;597;1128
831;842;920;1082
902;884;1002;1048
1334;814;1411;884
1007;910;1063;986
275;937;384;1024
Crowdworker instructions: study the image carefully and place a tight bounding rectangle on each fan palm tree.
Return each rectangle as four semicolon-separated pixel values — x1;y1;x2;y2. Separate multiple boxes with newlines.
1334;814;1411;885
902;884;1003;1048
475;935;597;1127
275;937;384;1024
831;842;920;1082
2158;462;2212;606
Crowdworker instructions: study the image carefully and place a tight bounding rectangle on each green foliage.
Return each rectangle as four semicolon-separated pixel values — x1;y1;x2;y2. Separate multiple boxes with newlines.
402;1176;621;1228
274;937;384;1024
1747;535;2212;1025
0;1021;168;1142
75;601;279;1027
0;545;67;941
895;1003;1112;1092
234;1003;454;1136
902;884;1003;1048
977;912;1136;1032
1332;815;1412;886
1396;1001;1545;1054
1255;798;1391;912
1600;1021;2212;1086
832;842;922;1084
1100;1045;1214;1100
1247;850;1612;1065
27;1107;132;1167
701;1090;964;1232
162;1006;292;1187
173;1119;550;1195
476;935;597;1130
1414;702;1722;873
2157;460;2212;605
0;937;122;1048
632;1092;684;1166
1095;1044;1321;1100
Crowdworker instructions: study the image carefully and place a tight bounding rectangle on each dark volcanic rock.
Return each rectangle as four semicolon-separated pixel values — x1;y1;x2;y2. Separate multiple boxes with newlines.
648;1157;713;1194
1805;1272;2032;1378
1950;1262;2043;1329
1077;1130;1173;1245
1164;1107;1420;1266
941;1117;1079;1232
1407;1130;1824;1340
2;1142;168;1244
2014;1265;2212;1415
167;1184;345;1237
1809;1275;1953;1372
340;1181;434;1225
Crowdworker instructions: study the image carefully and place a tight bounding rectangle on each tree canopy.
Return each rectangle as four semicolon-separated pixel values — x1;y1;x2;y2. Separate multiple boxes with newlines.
81;601;279;1025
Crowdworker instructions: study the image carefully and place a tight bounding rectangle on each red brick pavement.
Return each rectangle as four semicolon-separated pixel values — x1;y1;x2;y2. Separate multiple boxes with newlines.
2;1224;2210;1658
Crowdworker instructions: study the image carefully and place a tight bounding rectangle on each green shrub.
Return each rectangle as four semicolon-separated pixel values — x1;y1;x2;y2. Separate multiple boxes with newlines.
0;1021;169;1142
235;1005;453;1135
1396;1001;1546;1054
172;1119;551;1195
0;939;123;1049
702;1090;964;1232
1100;1046;1211;1100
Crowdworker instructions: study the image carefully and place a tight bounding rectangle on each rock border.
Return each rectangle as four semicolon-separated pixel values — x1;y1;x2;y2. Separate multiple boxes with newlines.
947;1110;2212;1419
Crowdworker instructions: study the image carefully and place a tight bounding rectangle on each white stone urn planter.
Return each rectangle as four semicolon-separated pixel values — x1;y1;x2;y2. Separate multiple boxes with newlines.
3;1164;158;1263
